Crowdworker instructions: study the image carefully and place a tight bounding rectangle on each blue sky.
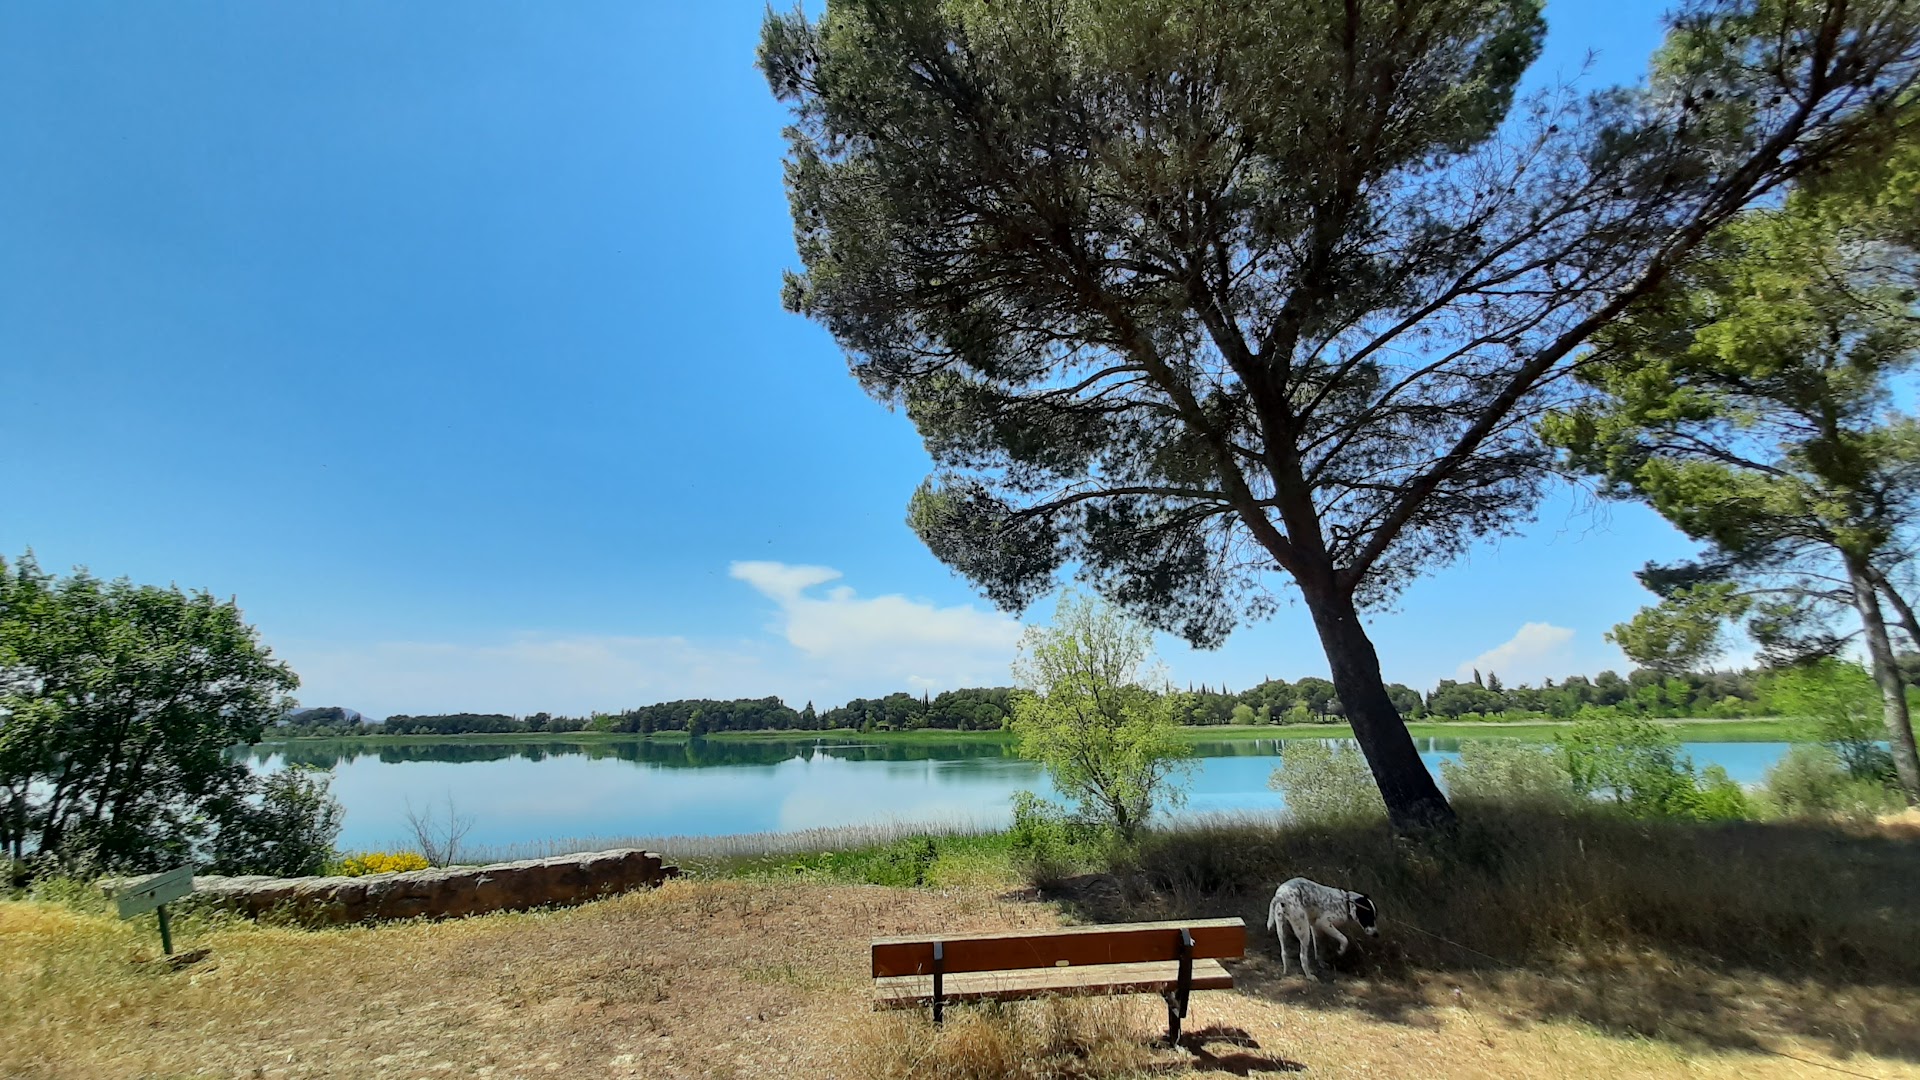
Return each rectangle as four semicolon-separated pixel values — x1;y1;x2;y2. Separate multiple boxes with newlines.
0;2;1712;719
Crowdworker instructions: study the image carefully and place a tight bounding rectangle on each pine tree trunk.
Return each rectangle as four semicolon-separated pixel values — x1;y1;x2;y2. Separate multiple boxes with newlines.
1867;566;1920;651
1299;577;1455;831
1847;557;1920;804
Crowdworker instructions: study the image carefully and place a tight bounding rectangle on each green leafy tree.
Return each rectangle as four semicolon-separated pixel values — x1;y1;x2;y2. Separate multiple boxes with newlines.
761;0;1919;828
0;554;300;872
1545;143;1920;799
1385;684;1426;719
1008;594;1192;841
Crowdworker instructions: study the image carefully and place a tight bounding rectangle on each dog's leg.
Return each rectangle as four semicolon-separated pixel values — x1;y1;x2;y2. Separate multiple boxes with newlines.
1278;921;1291;975
1290;911;1319;981
1320;917;1351;957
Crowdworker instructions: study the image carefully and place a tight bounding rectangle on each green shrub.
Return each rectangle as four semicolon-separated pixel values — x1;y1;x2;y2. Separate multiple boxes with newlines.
1007;791;1109;886
1438;740;1576;808
1761;745;1902;820
1766;660;1896;783
770;834;946;887
1557;715;1758;821
1690;765;1752;821
1268;740;1385;825
1558;715;1701;818
1763;744;1849;818
207;767;345;877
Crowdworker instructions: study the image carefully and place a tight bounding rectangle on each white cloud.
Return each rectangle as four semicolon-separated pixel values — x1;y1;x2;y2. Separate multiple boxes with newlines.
730;560;1023;690
282;562;1028;719
1457;622;1577;685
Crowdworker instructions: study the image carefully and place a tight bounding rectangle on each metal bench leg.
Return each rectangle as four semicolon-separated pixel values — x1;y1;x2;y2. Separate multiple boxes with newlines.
1166;927;1194;1047
931;941;944;1025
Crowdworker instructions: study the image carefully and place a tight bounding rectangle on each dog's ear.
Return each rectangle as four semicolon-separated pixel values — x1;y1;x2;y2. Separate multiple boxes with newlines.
1352;894;1377;928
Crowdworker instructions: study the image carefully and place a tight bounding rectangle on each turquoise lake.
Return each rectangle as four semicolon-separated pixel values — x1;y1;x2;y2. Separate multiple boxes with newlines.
251;735;1804;854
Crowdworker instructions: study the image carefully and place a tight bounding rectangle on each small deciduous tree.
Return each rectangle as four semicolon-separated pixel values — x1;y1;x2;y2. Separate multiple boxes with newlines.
1009;594;1191;841
761;0;1920;829
0;553;300;873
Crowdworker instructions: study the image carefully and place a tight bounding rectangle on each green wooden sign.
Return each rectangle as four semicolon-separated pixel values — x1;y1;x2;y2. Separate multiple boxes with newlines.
116;865;194;955
116;865;194;919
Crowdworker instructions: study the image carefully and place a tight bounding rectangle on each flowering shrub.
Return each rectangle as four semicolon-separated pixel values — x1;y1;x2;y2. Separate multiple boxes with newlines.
333;851;430;876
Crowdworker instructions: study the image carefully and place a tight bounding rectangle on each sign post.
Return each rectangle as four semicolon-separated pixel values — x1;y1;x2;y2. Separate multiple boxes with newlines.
115;866;194;955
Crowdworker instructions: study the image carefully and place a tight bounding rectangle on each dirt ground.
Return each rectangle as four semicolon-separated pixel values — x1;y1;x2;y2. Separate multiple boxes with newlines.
4;877;1916;1080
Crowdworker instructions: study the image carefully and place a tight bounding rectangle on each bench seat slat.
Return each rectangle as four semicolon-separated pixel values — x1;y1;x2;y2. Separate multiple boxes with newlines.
874;959;1234;1008
871;918;1245;977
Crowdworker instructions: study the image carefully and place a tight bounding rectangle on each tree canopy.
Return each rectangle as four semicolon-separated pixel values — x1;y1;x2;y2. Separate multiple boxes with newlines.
762;0;1920;827
0;553;301;873
1544;105;1920;799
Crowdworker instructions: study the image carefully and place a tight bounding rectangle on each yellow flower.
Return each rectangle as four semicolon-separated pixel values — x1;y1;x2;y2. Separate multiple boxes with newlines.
334;851;431;876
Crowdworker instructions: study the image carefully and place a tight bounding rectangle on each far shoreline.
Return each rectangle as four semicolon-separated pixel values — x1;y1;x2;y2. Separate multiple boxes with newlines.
258;716;1812;747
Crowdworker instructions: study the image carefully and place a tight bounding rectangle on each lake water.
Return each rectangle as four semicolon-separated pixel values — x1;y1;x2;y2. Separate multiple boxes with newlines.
251;735;1802;854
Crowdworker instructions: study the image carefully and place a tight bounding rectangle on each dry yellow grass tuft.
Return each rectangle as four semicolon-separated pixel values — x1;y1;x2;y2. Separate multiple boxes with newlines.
850;998;1157;1080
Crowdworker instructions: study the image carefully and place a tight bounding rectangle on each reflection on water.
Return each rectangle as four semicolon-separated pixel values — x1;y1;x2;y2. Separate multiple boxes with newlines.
247;734;1801;852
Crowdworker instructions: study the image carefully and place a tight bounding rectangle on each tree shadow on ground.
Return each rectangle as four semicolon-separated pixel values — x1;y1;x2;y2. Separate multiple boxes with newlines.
1039;809;1920;1063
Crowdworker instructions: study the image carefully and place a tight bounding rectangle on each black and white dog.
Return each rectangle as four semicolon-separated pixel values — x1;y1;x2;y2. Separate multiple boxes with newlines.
1267;877;1378;979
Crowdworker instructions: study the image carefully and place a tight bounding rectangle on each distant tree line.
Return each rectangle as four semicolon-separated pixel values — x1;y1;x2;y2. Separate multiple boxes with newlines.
278;659;1920;740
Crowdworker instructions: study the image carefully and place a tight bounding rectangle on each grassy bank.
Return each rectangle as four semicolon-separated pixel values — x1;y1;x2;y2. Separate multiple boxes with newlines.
8;808;1917;1079
265;716;1811;746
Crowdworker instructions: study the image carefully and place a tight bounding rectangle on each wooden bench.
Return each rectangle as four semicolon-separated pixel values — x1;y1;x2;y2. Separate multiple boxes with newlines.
871;917;1246;1043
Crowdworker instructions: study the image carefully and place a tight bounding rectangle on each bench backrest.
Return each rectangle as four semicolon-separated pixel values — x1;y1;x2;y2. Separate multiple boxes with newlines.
871;917;1245;978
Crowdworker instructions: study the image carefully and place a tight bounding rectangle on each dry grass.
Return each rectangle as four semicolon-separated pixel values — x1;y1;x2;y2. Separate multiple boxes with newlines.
1096;804;1920;1061
851;998;1160;1080
0;876;1071;1080
7;810;1920;1079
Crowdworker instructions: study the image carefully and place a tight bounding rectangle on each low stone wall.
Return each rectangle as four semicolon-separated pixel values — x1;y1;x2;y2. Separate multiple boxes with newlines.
185;849;678;924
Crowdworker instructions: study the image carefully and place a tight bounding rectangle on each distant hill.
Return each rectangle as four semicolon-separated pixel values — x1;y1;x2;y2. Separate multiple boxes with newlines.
279;706;376;728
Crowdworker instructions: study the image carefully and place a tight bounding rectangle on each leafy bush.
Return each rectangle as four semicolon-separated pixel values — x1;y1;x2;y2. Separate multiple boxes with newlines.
1438;740;1576;808
1268;740;1385;825
332;851;431;877
1006;790;1108;886
769;834;945;887
1558;715;1702;818
1558;715;1755;821
1692;765;1752;821
1760;744;1903;820
1766;660;1895;783
207;767;344;877
0;554;300;876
